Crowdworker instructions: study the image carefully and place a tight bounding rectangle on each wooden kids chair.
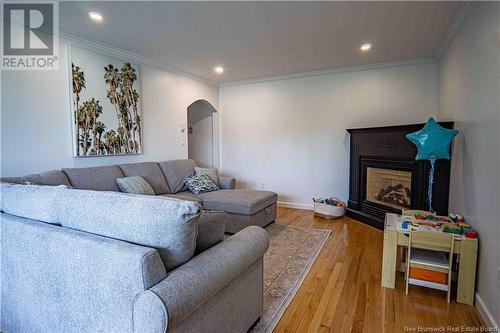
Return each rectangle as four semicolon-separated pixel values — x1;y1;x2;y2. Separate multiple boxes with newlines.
398;209;437;270
405;229;455;302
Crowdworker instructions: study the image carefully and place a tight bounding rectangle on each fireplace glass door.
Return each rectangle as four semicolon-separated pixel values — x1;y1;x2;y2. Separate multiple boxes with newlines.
365;167;412;210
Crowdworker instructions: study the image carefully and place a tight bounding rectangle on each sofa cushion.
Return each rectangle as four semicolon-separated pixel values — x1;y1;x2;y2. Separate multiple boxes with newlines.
0;176;25;184
158;159;196;193
184;175;219;195
218;176;236;190
194;167;219;187
196;190;278;215
116;176;155;195
160;192;202;204
24;170;72;187
0;183;68;224
118;162;170;194
195;211;228;254
62;165;124;191
55;189;201;271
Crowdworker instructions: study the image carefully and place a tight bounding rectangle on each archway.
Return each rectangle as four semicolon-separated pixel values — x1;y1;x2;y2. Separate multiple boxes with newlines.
187;99;217;167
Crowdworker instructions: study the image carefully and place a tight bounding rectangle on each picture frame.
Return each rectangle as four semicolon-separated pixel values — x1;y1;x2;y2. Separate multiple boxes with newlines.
69;45;142;157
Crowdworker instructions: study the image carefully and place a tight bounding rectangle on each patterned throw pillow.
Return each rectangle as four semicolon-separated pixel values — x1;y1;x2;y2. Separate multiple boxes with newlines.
116;176;155;195
194;167;219;187
184;174;219;195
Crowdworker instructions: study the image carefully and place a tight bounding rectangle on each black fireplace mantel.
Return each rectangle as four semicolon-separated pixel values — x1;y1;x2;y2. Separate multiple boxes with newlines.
346;122;454;229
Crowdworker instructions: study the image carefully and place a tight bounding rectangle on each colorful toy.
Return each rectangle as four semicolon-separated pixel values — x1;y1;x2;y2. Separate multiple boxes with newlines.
313;197;345;220
464;230;478;239
449;213;465;222
313;197;344;207
440;223;462;234
416;220;438;227
457;222;471;230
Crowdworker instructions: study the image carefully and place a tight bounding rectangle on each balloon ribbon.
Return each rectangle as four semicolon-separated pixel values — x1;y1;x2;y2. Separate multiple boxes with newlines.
428;159;435;212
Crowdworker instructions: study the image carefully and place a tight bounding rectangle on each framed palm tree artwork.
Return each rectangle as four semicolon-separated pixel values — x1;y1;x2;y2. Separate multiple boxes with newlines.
69;46;142;156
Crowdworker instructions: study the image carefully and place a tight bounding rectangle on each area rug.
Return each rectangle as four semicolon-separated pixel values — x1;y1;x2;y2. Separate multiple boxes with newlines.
250;223;331;333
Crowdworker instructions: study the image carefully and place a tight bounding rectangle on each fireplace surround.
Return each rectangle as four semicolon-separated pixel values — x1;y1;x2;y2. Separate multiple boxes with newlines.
346;122;454;229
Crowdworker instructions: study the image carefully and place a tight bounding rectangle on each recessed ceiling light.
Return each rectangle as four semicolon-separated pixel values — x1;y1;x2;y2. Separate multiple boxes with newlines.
214;66;224;74
360;43;372;51
89;12;103;22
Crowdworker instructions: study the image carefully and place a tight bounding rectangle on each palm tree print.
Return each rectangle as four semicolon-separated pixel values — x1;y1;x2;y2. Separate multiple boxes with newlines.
120;63;141;148
71;63;86;156
78;98;102;155
94;121;106;154
71;59;141;156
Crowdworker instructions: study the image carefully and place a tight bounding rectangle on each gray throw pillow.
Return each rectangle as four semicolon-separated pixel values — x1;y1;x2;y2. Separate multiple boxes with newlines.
116;176;155;195
184;174;219;195
194;167;219;187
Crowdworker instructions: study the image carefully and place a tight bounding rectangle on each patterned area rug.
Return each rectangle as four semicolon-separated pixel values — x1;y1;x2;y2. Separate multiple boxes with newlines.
250;223;331;333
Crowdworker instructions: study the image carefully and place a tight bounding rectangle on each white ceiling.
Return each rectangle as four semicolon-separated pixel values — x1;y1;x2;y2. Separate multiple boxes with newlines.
60;1;462;84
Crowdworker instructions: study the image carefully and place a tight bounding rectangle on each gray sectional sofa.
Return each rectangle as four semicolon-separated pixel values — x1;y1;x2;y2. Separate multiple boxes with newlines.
1;159;278;233
1;181;270;332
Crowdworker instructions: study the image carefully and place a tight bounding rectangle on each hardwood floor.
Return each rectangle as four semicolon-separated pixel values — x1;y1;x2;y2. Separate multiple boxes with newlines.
273;207;484;333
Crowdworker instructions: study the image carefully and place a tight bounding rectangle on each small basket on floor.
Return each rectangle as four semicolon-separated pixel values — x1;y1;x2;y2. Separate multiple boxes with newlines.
313;197;345;220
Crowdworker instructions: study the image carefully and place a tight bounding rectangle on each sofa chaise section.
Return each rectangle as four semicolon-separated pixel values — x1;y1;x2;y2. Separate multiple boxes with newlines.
196;189;277;234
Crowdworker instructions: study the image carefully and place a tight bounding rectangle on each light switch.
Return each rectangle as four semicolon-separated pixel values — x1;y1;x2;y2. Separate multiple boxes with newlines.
179;123;186;134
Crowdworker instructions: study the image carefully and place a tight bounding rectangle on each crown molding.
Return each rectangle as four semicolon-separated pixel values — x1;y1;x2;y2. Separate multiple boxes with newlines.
10;2;468;88
434;1;475;60
60;30;218;87
220;58;436;88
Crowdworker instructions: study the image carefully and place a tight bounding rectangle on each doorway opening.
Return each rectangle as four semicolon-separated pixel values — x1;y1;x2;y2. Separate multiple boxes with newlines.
187;99;217;167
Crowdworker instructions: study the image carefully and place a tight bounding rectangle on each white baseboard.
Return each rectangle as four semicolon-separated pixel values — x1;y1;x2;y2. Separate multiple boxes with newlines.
475;293;499;329
277;201;314;210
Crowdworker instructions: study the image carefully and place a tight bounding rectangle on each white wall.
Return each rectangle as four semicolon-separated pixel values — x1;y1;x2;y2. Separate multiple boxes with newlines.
188;110;214;167
219;63;438;207
438;2;500;326
1;38;218;176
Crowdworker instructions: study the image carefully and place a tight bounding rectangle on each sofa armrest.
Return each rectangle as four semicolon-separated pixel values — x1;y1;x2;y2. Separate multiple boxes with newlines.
218;176;236;189
133;226;269;332
196;210;228;254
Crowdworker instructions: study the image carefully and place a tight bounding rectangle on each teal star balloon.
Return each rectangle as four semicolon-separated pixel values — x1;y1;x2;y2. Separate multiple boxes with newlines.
406;117;458;163
406;117;458;212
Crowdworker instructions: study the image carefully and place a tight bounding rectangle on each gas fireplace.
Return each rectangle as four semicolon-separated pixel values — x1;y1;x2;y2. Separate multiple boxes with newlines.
346;123;454;229
366;167;412;210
